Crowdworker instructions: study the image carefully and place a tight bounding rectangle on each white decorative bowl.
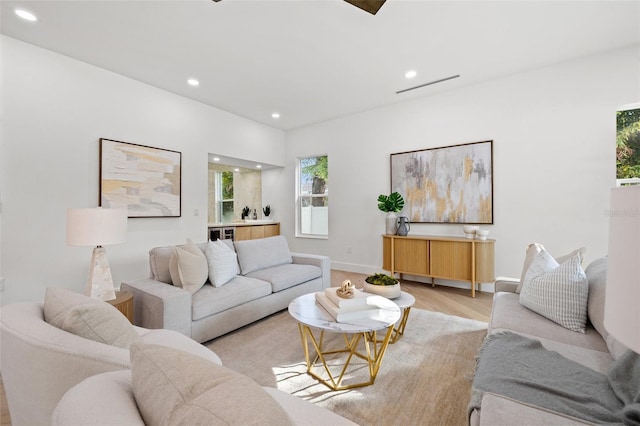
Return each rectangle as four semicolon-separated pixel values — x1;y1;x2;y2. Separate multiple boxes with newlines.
463;225;479;239
476;230;490;240
363;281;401;299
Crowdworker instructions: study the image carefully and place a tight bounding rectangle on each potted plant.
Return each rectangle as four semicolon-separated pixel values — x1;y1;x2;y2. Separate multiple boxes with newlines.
377;192;405;235
364;273;401;299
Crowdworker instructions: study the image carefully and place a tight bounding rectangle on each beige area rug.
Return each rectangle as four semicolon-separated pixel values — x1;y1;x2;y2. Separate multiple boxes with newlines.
207;309;488;426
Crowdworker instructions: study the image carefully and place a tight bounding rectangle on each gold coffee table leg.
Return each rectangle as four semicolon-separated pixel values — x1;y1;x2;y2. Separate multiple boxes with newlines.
297;323;394;391
390;307;412;343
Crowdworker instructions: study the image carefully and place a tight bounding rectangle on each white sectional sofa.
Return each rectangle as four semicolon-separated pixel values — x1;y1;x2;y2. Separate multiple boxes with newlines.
121;236;331;343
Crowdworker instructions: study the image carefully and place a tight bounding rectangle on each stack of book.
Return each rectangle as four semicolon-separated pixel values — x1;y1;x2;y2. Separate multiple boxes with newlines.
315;287;381;322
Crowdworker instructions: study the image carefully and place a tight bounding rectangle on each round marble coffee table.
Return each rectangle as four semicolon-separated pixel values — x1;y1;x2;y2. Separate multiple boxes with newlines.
389;291;416;343
288;292;400;391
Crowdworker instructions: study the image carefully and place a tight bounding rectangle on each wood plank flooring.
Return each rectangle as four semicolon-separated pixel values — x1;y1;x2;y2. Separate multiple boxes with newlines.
0;270;494;425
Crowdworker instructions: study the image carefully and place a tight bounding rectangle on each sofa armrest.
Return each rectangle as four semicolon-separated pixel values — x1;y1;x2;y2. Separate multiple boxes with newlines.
291;253;331;289
120;279;192;338
494;276;520;293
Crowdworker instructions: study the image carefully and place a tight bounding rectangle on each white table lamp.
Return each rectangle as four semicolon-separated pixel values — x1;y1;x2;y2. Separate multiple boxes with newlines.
66;208;127;301
604;186;640;354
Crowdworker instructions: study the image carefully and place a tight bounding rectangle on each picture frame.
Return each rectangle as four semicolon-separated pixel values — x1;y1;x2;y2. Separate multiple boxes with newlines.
99;138;182;218
390;140;493;224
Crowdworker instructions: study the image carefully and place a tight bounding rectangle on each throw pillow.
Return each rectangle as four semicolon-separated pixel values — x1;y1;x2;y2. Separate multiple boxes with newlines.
130;342;294;426
519;250;589;333
516;243;586;293
204;240;239;287
169;239;208;294
44;287;139;349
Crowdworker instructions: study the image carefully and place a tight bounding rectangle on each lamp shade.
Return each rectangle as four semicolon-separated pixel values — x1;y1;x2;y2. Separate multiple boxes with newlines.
604;186;640;353
66;208;127;247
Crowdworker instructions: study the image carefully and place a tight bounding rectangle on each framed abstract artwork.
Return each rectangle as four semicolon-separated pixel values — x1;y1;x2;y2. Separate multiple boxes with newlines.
99;138;182;217
390;140;493;224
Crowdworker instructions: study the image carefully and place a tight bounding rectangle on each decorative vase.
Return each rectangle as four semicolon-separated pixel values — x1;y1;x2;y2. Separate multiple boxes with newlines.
385;212;397;235
363;281;401;299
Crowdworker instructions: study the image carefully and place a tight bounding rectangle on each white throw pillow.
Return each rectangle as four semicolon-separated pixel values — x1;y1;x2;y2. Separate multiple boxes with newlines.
204;240;239;287
44;287;139;349
169;239;209;294
130;342;293;426
519;249;589;333
516;243;586;293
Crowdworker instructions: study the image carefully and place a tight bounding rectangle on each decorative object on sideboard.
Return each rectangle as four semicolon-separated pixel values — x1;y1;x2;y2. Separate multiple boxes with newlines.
391;140;493;224
99;138;181;218
66;207;127;301
377;192;405;235
476;229;490;240
241;205;250;220
364;273;401;299
604;185;640;353
263;204;271;218
396;216;410;236
463;225;479;239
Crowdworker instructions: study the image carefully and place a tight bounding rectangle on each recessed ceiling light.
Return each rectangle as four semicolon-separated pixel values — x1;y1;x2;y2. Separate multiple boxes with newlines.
405;70;417;79
15;9;37;22
271;113;280;119
213;157;220;162
234;168;240;172
256;165;262;169
187;78;199;86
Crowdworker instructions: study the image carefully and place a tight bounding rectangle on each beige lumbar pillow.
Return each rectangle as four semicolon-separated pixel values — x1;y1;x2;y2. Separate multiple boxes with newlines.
44;287;139;349
130;342;293;426
169;239;209;293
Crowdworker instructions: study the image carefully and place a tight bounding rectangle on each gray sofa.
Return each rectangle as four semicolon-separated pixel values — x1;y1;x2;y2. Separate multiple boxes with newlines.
470;257;631;425
122;236;330;343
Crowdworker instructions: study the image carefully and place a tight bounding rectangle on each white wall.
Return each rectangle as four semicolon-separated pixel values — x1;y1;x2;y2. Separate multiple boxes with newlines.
0;36;285;304
264;46;640;288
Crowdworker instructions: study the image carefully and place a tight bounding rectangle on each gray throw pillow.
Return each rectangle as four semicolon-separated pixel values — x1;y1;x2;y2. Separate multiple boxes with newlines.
516;243;586;293
130;342;293;426
44;287;139;349
519;249;589;333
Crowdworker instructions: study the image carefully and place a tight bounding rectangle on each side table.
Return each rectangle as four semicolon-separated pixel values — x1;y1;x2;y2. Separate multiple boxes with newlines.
107;291;134;323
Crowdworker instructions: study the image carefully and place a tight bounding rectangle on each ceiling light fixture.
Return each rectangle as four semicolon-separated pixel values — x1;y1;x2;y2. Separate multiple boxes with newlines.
213;157;220;162
256;165;262;169
187;78;199;86
405;70;417;79
396;74;460;94
272;113;280;119
234;168;240;172
15;9;37;22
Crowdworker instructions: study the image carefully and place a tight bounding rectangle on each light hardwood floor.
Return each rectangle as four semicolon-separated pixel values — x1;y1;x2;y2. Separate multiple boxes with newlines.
0;270;494;425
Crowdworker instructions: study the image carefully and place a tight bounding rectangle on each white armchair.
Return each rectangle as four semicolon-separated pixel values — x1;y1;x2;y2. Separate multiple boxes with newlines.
0;302;220;425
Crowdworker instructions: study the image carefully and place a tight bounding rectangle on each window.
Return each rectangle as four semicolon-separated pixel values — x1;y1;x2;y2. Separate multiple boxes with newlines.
216;171;234;223
297;155;328;237
617;104;640;186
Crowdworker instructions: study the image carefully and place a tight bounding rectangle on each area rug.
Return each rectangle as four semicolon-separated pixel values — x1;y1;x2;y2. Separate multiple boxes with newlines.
207;308;488;426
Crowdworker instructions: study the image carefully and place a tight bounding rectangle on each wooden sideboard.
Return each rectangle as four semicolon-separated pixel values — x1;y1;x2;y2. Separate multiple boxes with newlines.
382;234;495;298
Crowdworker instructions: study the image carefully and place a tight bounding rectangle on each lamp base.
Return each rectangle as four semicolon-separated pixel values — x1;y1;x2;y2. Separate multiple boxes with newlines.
84;246;117;301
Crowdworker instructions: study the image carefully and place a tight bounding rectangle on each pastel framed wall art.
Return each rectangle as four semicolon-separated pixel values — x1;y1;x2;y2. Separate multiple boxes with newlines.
99;138;182;217
390;140;493;224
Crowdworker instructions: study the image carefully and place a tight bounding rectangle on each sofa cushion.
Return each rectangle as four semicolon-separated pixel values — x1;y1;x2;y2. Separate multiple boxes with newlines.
245;263;321;292
519;249;588;333
191;276;272;321
44;287;139;349
517;243;585;293
204;240;239;287
130;342;293;426
235;235;292;275
149;242;208;284
490;292;608;352
169;239;209;294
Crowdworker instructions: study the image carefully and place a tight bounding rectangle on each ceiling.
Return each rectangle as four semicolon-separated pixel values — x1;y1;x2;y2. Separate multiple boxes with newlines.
2;1;639;131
